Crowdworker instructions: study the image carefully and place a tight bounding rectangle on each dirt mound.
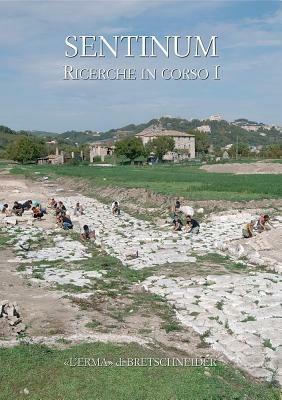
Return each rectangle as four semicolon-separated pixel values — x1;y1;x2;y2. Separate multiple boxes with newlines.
57;177;282;218
201;162;282;175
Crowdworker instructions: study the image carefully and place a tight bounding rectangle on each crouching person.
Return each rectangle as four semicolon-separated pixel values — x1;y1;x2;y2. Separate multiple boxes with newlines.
48;198;57;209
173;217;183;231
1;203;9;215
81;225;96;240
172;200;181;216
242;220;255;238
257;214;272;233
74;202;84;216
12;201;24;216
111;201;120;216
59;215;73;230
22;200;33;211
32;206;44;219
185;215;200;234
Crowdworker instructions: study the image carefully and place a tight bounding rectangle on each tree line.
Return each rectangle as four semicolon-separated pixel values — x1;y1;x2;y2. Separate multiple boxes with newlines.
1;124;281;164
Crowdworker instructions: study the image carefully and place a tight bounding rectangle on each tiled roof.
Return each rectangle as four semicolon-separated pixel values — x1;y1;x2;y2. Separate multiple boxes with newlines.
90;140;115;147
136;125;194;138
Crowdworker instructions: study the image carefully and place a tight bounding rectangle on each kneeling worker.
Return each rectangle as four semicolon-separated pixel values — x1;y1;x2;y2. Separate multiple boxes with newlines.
60;215;73;230
242;220;255;238
185;215;200;234
111;201;120;215
81;225;96;240
32;206;44;219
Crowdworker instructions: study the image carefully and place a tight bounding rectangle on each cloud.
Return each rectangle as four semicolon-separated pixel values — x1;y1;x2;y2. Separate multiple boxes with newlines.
0;0;281;131
244;7;282;25
0;0;162;47
216;6;282;49
0;1;161;25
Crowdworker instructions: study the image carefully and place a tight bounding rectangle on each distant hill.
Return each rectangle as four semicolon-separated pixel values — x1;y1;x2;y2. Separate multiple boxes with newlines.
30;129;103;145
203;119;281;147
233;118;263;125
59;130;101;144
19;117;282;150
1;117;281;156
93;117;282;148
31;130;59;138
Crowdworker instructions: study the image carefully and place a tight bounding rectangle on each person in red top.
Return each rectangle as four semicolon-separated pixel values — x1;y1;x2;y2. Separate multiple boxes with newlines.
257;215;272;233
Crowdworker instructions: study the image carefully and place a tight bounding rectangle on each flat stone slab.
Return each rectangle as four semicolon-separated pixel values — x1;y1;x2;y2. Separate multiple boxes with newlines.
143;272;282;384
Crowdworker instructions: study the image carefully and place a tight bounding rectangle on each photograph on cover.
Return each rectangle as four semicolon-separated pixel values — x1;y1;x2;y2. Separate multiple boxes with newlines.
0;1;281;399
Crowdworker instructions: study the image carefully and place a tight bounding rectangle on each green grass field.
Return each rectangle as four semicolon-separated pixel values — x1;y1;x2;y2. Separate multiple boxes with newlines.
0;343;279;400
10;164;282;201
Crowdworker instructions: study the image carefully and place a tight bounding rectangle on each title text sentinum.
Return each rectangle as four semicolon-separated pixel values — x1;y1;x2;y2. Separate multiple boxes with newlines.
65;35;218;58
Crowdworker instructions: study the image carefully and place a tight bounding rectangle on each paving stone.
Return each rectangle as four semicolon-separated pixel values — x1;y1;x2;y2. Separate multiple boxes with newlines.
143;272;282;384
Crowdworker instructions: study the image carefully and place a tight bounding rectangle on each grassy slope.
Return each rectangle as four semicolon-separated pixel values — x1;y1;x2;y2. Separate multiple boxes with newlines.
0;343;279;400
10;164;282;201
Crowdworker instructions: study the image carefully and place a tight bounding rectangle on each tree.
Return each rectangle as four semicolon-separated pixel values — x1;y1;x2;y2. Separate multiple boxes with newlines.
194;131;210;155
145;136;175;160
115;137;144;162
214;146;223;158
7;136;46;163
0;125;15;135
261;144;282;158
228;143;250;158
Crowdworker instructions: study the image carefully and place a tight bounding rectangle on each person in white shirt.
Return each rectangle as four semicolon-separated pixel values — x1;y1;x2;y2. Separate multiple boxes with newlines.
74;202;84;216
111;201;120;215
0;203;9;214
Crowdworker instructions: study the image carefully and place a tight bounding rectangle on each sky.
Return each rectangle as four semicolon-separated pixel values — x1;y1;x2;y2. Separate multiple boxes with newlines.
0;0;281;133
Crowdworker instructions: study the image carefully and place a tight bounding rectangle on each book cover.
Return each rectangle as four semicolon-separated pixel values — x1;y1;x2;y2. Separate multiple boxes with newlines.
0;1;281;399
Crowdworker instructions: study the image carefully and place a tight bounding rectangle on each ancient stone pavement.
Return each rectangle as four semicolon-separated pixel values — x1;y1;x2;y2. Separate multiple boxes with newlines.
1;193;281;384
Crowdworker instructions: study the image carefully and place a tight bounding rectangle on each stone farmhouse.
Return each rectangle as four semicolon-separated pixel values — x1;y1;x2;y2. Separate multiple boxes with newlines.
136;125;195;161
38;148;85;165
89;125;195;163
89;141;115;162
37;147;65;165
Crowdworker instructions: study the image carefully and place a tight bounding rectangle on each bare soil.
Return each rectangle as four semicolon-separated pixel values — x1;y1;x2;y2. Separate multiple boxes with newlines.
0;249;82;337
201;162;282;175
